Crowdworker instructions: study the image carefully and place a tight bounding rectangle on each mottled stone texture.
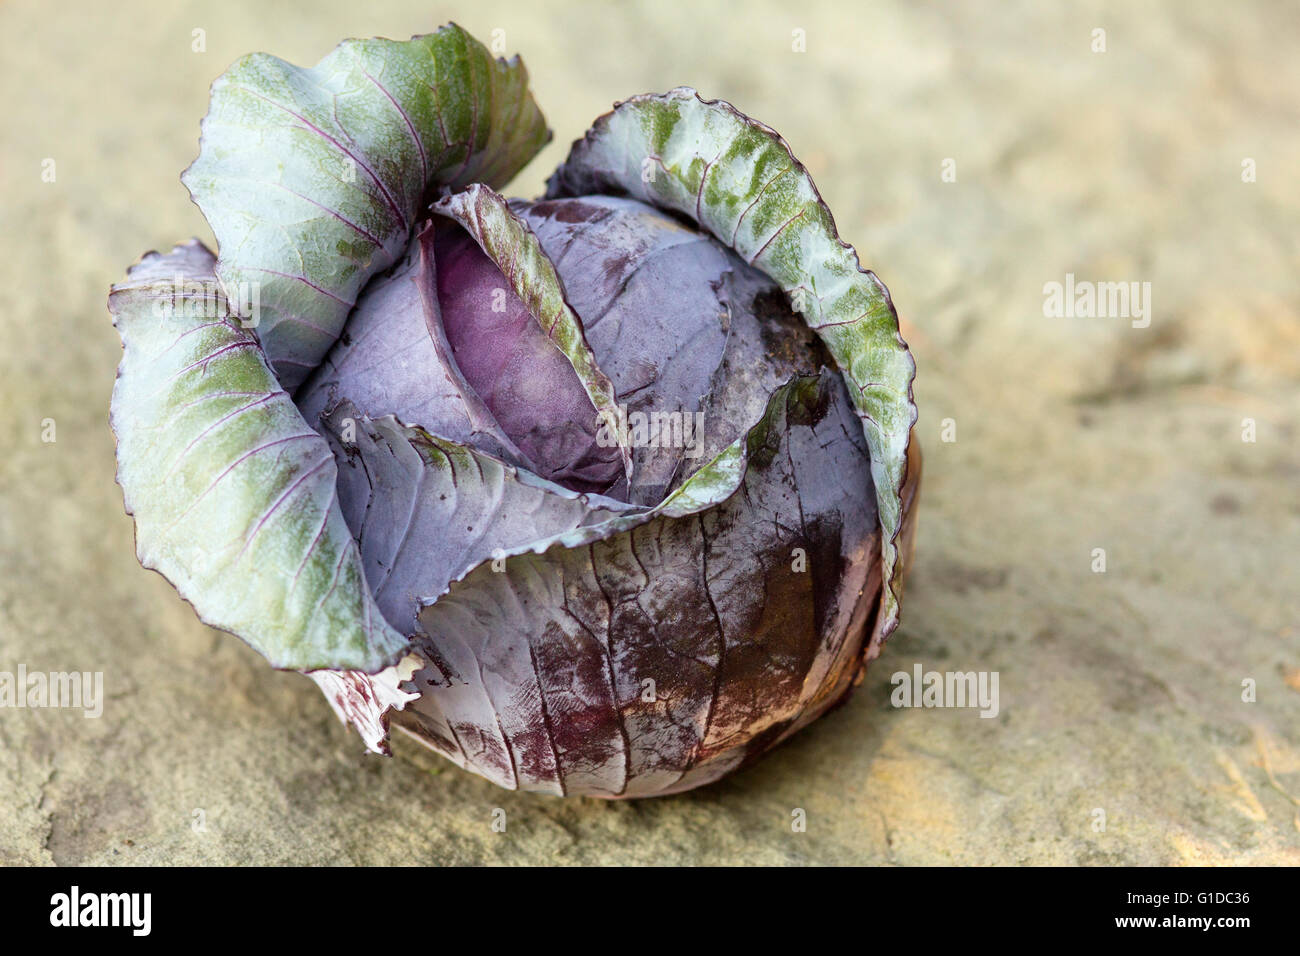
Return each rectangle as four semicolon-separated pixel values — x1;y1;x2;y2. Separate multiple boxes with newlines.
1;0;1297;864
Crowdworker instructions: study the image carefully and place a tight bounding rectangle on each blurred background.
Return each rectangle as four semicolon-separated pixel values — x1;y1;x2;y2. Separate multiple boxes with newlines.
1;0;1297;864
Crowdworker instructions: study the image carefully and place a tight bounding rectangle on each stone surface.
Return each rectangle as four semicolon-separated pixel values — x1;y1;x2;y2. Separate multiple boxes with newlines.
0;0;1297;864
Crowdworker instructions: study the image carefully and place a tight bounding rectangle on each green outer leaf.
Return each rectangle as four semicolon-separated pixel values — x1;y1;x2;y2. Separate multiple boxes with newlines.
108;240;407;672
545;87;917;638
182;23;551;388
430;184;634;481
